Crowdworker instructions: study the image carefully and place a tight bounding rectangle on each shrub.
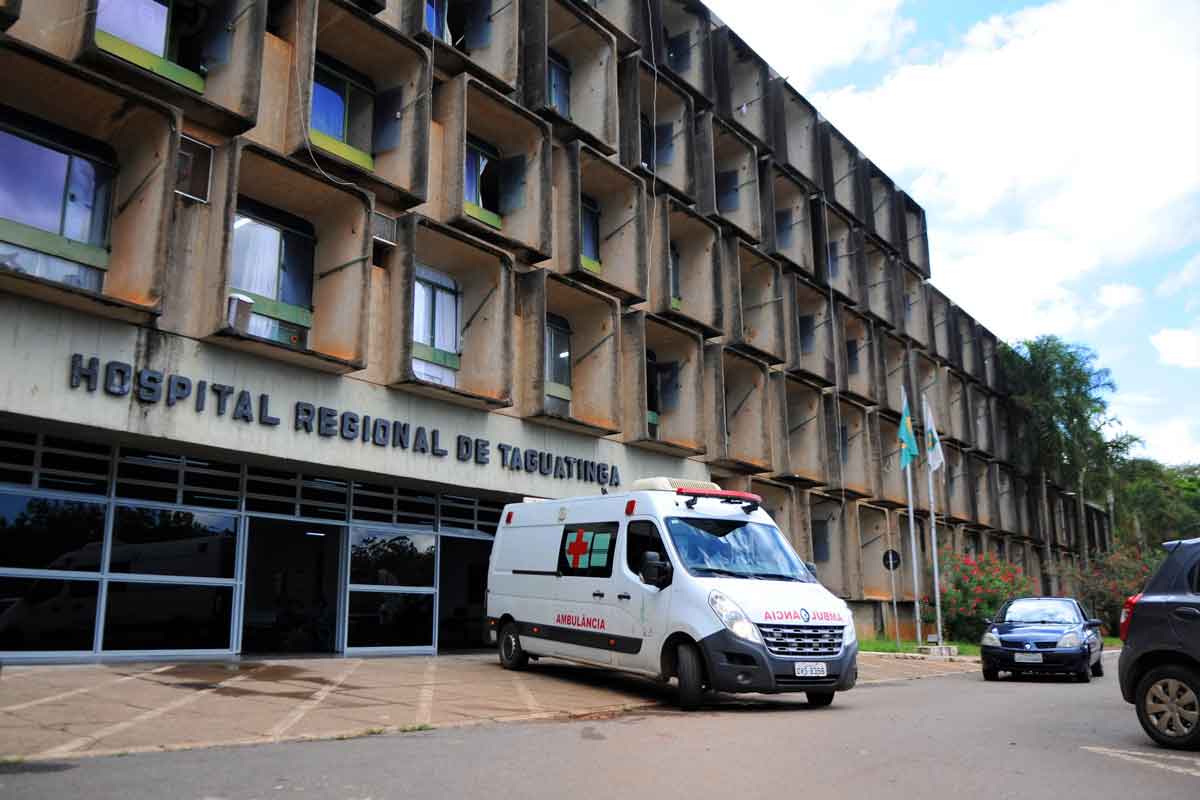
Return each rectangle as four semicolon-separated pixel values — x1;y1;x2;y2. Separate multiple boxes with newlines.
1064;545;1164;632
924;547;1033;642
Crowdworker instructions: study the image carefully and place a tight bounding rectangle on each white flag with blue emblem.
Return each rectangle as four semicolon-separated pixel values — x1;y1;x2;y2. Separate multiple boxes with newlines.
923;394;945;473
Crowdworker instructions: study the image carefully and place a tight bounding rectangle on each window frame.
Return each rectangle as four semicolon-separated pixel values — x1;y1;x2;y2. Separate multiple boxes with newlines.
230;198;317;335
668;241;682;309
464;136;503;228
556;522;619;578
93;0;207;93
309;55;377;172
547;49;572;119
545;312;573;404
626;519;670;585
411;264;462;371
580;193;601;272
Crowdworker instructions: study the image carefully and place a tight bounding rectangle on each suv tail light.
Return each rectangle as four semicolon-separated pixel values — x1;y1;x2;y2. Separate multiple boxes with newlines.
1119;593;1142;641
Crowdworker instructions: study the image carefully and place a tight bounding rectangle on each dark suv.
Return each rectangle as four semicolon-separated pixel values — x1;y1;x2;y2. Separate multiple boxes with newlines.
1118;537;1200;750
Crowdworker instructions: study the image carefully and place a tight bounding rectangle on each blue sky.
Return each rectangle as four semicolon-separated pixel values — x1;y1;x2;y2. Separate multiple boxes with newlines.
704;0;1200;464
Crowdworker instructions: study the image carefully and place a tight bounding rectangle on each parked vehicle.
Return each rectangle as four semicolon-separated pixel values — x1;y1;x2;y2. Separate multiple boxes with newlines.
485;478;859;709
1118;537;1200;750
979;597;1104;682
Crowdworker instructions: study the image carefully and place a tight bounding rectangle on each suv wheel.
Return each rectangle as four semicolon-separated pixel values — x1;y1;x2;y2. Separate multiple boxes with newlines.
1135;665;1200;750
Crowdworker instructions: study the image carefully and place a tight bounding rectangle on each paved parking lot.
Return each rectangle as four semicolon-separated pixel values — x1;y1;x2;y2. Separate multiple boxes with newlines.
0;652;978;760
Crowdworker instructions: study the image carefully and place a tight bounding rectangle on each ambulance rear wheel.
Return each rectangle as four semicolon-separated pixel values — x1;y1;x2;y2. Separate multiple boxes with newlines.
499;623;528;670
677;642;705;710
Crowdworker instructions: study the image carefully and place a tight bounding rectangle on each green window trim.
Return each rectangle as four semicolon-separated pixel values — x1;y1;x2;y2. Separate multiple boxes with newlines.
646;410;660;426
95;30;206;94
232;290;313;329
0;218;110;270
464;202;502;229
309;128;376;172
412;341;461;370
580;254;603;274
545;381;573;402
670;296;682;311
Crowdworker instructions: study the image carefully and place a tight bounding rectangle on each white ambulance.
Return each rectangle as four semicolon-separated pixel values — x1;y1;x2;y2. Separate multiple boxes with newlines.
485;478;858;709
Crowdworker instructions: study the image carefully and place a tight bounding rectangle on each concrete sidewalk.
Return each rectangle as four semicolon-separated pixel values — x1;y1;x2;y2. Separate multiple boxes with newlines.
0;653;978;761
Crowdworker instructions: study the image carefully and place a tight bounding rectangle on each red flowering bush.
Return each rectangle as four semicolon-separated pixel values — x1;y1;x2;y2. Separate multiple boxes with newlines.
925;547;1033;642
1064;545;1163;632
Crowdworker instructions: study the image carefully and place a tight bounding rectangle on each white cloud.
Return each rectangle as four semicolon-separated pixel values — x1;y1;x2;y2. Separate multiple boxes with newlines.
1097;284;1143;312
1150;327;1200;368
1121;416;1200;465
702;0;915;92
801;0;1200;341
1156;253;1200;296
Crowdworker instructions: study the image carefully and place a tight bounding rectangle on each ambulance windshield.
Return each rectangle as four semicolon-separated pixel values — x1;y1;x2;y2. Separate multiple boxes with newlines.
665;517;815;582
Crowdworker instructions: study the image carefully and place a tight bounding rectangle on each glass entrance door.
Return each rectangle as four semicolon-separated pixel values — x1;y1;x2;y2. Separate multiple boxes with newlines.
241;519;342;654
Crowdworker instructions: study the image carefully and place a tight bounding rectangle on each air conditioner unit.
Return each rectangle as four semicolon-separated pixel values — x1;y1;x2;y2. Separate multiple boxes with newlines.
372;211;398;245
227;293;254;332
175;136;213;203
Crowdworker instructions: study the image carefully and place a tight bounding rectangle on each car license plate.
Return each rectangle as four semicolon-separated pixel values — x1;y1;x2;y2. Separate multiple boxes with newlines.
795;662;828;678
1014;653;1043;664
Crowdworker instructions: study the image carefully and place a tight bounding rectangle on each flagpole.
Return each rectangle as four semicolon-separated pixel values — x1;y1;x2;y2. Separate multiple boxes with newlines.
888;523;901;650
905;459;922;646
925;396;945;648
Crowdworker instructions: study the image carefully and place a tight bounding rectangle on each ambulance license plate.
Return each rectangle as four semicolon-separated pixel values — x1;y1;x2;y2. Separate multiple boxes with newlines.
794;662;828;678
1014;653;1043;664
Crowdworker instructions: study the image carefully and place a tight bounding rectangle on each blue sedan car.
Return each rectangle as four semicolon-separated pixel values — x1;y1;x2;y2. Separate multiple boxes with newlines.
980;597;1105;682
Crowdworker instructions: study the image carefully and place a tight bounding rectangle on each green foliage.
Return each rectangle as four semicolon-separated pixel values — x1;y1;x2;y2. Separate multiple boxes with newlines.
926;547;1033;642
1116;459;1200;546
1063;544;1166;631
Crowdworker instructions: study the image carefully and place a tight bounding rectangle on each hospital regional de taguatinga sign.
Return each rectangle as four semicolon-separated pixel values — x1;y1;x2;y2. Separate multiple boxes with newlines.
67;354;621;487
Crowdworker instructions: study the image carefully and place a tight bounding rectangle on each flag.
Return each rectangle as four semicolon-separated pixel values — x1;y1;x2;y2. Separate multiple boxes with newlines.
923;395;945;472
898;387;920;470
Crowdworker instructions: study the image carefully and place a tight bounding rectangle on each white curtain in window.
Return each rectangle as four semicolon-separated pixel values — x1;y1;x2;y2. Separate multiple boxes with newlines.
434;288;458;352
231;216;280;299
96;0;169;57
412;281;432;345
412;358;457;388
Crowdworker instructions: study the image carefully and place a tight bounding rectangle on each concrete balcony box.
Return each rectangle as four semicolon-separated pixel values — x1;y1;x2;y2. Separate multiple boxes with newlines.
770;79;822;191
927;284;956;364
0;0;19;30
898;265;930;348
912;350;946;434
970;454;997;529
397;0;519;92
772;374;830;487
618;310;706;456
651;0;715;105
898;190;931;279
433;74;553;262
809;492;855;598
550;141;647;302
859;503;897;601
945;369;973;447
521;0;619;155
824;397;872;498
991;395;1013;463
871;414;906;508
572;0;647;55
877;331;911;418
722;237;786;364
996;464;1020;535
253;0;432;211
838;305;877;406
696;112;761;243
785;275;837;386
754;479;807;557
702;345;772;473
618;56;697;202
10;0;266;135
202;142;372;373
514;271;621;436
863;160;901;250
954;307;983;379
647;196;722;335
761;161;816;276
813;200;864;304
711;26;772;152
970;384;993;456
943;443;974;523
0;40;179;325
979;326;1000;391
819;120;864;224
863;237;901;328
383;215;514;409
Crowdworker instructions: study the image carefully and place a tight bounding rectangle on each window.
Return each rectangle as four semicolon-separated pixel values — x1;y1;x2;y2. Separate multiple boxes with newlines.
175;135;212;202
411;265;460;387
349;528;436;587
812;519;830;563
94;0;211;92
666;30;691;73
230;197;316;350
827;238;840;279
0;124;113;293
545;313;572;415
110;507;237;579
669;241;682;307
580;194;601;270
425;0;448;39
1189;561;1199;594
0;493;106;573
310;56;376;169
626;520;669;583
840;424;849;463
557;523;618;578
798;314;816;355
465;136;502;228
548;50;571;119
716;170;739;213
846;339;860;375
640;114;674;171
775;209;793;249
646;349;681;436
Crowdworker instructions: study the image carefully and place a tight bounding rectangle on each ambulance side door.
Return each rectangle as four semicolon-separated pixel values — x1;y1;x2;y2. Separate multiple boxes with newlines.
615;519;674;673
550;521;619;666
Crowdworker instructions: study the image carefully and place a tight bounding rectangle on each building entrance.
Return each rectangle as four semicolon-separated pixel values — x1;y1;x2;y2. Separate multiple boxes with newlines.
241;519;342;654
436;536;493;651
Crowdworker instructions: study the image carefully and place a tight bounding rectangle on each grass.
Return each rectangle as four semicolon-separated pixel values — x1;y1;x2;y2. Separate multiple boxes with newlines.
1103;636;1122;649
858;638;981;657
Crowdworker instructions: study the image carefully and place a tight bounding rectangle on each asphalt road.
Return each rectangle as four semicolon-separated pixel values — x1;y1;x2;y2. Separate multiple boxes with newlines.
2;651;1195;800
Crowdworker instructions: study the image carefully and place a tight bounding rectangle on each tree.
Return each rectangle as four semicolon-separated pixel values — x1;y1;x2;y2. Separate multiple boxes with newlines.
1116;459;1200;547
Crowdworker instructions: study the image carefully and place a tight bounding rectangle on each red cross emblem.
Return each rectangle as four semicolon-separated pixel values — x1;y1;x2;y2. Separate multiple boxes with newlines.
567;528;590;568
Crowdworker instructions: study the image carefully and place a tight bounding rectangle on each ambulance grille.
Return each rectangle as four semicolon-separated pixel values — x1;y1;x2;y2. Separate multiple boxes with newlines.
758;624;844;657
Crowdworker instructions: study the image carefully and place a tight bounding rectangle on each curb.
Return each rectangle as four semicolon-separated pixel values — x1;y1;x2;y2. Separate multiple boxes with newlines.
860;651;982;664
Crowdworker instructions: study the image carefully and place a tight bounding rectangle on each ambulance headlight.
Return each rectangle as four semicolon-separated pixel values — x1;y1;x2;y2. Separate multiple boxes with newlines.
843;614;857;645
708;590;763;645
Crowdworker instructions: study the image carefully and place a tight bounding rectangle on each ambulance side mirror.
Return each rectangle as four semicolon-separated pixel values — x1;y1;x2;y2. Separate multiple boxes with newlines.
640;551;672;588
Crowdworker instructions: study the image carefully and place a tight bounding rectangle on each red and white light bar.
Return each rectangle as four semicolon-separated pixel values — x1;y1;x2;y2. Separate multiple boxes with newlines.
675;487;762;503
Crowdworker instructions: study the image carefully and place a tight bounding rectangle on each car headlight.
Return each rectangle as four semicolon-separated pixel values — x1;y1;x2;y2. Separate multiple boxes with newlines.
1056;631;1081;648
981;630;1001;647
708;590;763;645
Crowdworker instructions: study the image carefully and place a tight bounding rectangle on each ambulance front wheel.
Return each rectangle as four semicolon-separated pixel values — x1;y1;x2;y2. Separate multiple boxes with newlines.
677;642;705;710
499;623;529;670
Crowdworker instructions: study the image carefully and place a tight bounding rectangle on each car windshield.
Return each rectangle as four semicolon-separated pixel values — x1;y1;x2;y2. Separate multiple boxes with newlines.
1003;599;1081;624
665;517;815;582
